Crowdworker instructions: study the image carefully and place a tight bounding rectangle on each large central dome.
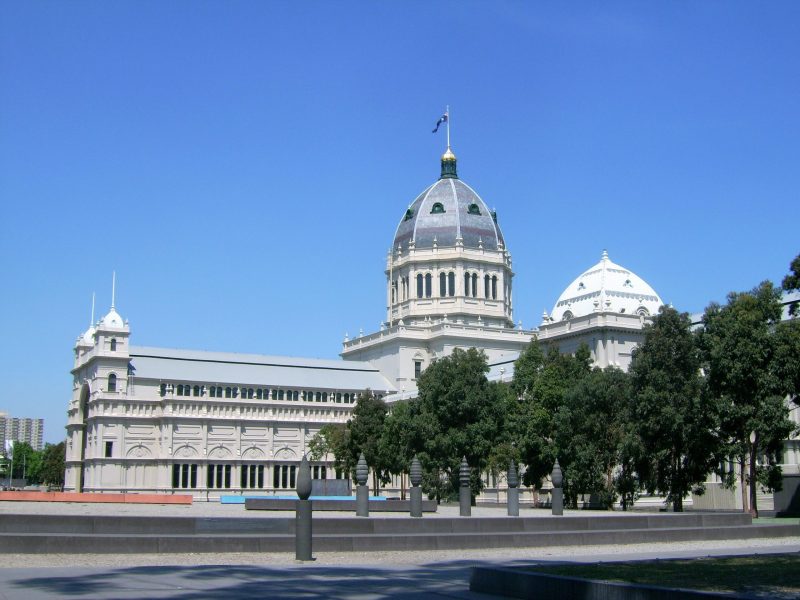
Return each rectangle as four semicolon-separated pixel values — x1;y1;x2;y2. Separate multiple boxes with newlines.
392;149;505;252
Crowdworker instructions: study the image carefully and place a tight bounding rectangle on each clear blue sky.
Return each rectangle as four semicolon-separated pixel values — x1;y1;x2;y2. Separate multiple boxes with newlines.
1;2;798;444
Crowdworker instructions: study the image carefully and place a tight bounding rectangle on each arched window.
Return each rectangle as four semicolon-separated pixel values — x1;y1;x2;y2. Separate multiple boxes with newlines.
293;391;299;401
344;393;350;403
160;383;167;396
108;373;117;393
439;273;446;297
491;275;498;300
404;208;414;221
430;202;445;214
322;392;328;402
425;273;432;298
177;384;184;396
193;385;201;397
257;389;263;400
278;389;285;400
467;203;481;215
563;310;574;321
448;272;455;297
225;387;232;398
471;273;478;298
110;338;117;351
464;273;470;297
636;307;650;317
316;391;322;402
485;275;490;298
416;274;423;298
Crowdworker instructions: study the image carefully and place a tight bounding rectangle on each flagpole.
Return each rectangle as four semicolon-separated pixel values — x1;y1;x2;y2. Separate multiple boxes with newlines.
446;105;450;148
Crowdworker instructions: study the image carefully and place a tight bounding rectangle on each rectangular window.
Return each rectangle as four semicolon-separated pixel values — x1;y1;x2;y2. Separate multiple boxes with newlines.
104;441;113;458
414;360;422;380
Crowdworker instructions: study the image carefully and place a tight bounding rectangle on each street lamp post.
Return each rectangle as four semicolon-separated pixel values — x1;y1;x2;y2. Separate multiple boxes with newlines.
749;430;758;518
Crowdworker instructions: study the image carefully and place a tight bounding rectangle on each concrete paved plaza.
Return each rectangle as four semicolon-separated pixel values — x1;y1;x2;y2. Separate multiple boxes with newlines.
0;501;798;598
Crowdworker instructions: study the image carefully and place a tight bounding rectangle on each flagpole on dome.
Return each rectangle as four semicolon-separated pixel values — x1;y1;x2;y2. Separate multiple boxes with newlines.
446;105;450;149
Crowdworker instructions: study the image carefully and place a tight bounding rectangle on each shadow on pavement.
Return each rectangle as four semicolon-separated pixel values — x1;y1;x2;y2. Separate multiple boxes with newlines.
8;560;508;599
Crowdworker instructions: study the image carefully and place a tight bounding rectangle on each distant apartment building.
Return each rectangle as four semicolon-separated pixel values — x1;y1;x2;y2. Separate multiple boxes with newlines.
0;412;44;451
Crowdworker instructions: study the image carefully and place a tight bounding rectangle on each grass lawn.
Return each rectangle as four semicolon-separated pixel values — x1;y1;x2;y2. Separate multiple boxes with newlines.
530;554;800;595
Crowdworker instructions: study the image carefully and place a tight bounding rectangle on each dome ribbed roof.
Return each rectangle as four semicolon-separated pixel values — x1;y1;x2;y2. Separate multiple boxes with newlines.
550;251;663;321
392;176;504;252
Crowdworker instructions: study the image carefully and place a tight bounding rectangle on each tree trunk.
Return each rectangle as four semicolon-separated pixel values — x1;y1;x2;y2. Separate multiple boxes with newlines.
740;457;748;514
749;439;759;518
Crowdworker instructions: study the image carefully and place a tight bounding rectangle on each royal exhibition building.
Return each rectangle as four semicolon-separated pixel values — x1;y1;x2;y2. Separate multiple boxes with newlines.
64;146;799;506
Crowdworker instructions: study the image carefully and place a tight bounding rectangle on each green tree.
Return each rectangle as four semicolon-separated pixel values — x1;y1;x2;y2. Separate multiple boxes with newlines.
309;391;390;493
376;400;416;498
409;348;507;501
556;366;632;508
699;282;797;516
10;442;43;484
308;423;351;473
630;306;724;511
781;253;800;315
513;342;592;491
347;390;389;493
39;442;66;489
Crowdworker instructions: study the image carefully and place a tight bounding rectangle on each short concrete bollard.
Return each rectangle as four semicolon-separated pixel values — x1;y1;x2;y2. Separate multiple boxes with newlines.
410;455;423;518
459;456;471;517
295;455;313;561
355;452;369;517
551;458;563;516
507;460;519;517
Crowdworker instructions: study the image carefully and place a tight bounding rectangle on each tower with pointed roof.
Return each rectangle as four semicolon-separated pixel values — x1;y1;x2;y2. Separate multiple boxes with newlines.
66;280;131;492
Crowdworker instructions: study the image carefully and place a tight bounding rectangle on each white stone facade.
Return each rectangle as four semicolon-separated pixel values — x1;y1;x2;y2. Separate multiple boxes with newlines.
65;310;393;497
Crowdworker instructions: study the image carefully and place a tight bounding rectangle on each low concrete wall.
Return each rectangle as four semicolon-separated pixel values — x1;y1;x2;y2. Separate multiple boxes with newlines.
244;498;437;512
470;566;749;599
0;491;192;504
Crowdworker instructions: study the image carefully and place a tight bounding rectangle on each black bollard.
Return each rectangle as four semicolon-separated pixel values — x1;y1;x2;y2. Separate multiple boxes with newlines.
355;452;369;517
409;456;422;518
551;458;563;516
295;455;313;561
459;456;471;517
507;459;519;517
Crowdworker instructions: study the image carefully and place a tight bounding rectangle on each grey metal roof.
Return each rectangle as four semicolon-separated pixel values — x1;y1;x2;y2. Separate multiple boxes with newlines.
128;346;396;392
393;178;504;251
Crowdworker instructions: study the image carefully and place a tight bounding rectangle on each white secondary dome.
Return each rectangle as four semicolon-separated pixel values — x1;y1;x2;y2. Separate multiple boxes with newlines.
549;250;663;322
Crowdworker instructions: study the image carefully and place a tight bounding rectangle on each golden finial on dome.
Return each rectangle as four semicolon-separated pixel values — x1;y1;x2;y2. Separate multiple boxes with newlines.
440;145;458;179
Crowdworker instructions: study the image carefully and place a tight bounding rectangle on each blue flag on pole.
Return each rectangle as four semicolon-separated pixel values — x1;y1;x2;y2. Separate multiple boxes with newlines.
432;113;448;133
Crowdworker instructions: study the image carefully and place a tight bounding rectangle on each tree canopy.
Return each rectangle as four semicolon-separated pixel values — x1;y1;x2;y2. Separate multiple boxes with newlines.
699;281;797;515
409;347;508;500
630;306;723;511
